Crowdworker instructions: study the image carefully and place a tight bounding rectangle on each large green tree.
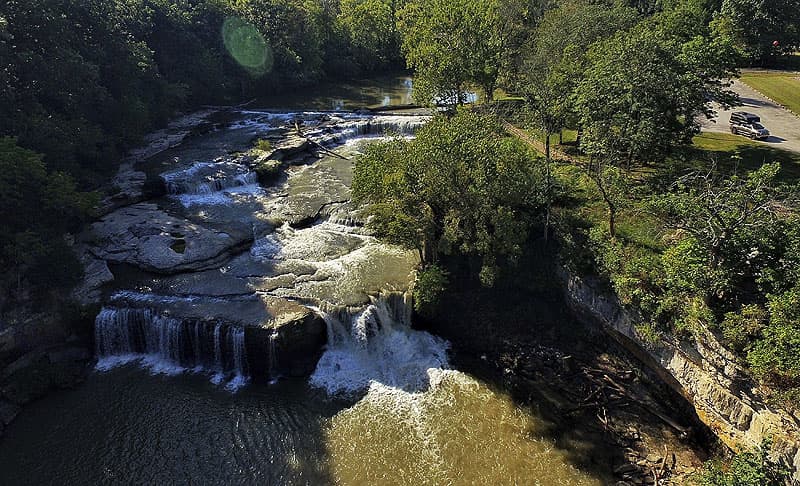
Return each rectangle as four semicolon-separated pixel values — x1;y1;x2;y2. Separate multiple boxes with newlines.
720;0;800;65
353;111;546;286
573;5;738;236
398;0;530;105
515;1;639;238
338;0;402;71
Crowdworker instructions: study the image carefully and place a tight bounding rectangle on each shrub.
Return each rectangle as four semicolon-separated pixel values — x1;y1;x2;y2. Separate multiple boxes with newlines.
413;265;449;317
694;441;790;486
254;139;273;152
747;287;800;384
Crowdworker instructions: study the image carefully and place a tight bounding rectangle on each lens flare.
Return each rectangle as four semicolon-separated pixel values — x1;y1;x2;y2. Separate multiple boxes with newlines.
222;17;273;77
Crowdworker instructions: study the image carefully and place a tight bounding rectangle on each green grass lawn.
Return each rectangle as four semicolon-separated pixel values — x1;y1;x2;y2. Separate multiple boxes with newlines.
691;132;800;181
740;71;800;115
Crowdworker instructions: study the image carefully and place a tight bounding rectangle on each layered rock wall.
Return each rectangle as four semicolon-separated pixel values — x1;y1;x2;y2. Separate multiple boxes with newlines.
559;269;800;481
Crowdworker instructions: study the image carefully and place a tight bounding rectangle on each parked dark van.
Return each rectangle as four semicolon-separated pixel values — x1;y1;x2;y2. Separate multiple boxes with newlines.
730;111;761;125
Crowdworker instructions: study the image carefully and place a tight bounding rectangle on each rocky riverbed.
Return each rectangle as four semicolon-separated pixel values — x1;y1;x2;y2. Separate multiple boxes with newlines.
76;109;429;387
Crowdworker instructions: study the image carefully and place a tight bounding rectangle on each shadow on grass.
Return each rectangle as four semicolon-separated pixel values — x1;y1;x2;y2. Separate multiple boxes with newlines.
676;134;800;183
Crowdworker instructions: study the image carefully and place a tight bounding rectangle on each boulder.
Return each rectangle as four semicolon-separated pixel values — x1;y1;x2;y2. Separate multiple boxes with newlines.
71;246;114;305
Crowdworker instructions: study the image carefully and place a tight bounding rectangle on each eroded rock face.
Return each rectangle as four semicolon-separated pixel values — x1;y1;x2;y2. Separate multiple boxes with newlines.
559;269;800;481
71;247;114;305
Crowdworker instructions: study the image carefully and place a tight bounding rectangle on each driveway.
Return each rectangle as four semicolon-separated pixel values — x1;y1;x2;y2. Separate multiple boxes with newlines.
701;80;800;154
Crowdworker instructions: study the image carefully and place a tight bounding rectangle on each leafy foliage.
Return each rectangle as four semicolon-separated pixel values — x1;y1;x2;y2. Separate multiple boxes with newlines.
413;264;449;316
398;0;531;104
719;0;800;65
585;161;800;383
353;110;546;286
693;441;790;486
0;138;96;308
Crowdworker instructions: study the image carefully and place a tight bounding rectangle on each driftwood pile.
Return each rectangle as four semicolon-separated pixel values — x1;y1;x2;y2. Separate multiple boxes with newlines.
495;344;694;485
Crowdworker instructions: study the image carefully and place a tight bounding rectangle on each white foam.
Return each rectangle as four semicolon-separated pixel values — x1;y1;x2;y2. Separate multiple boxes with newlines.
309;295;450;396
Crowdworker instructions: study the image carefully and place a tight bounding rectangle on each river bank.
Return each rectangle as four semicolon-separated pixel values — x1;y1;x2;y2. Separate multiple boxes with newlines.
418;252;716;484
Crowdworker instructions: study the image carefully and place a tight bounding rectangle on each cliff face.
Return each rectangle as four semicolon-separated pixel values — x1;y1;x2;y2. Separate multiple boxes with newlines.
559;269;800;481
0;310;92;438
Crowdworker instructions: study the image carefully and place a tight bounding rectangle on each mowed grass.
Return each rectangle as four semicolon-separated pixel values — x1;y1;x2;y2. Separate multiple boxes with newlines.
740;71;800;115
691;132;800;181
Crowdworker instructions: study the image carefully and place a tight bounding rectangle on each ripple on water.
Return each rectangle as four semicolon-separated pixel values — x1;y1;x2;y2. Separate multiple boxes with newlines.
326;370;602;485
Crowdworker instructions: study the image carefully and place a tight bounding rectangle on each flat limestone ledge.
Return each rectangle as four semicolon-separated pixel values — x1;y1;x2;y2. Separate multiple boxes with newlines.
558;268;800;481
85;202;252;274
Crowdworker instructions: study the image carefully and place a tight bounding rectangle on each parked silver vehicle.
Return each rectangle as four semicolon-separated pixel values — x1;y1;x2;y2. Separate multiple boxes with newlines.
730;121;770;140
729;111;770;140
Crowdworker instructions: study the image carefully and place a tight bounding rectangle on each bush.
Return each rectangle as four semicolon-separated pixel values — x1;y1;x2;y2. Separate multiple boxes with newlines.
747;287;800;385
413;265;449;317
694;441;790;486
254;139;273;152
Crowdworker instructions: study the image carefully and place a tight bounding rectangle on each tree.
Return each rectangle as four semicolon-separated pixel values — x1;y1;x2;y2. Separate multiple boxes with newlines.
515;1;640;239
338;0;401;71
646;162;800;361
398;0;528;105
720;0;800;65
0;138;95;306
573;8;738;236
353;110;546;285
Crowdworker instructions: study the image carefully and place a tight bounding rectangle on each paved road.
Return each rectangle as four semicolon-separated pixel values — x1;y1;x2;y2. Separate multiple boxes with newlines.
701;80;800;154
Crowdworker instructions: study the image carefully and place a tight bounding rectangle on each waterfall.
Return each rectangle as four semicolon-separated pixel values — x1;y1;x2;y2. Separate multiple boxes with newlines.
309;293;449;396
162;161;259;207
95;307;249;390
165;171;257;196
330;117;427;144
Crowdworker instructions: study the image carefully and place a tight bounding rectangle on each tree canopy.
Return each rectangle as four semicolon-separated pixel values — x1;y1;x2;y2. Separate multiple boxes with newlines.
353;110;546;286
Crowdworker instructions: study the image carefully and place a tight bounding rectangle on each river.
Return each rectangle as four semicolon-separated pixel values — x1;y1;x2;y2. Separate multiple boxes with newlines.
0;77;607;485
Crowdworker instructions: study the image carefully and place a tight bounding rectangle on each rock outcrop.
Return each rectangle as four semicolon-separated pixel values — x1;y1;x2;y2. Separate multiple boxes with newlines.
559;269;800;481
85;202;252;274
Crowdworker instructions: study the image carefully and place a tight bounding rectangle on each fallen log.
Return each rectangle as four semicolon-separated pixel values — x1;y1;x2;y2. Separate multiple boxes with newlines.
295;121;350;160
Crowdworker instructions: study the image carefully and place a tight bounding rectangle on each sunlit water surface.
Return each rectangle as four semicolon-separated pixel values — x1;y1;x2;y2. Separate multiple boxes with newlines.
0;364;602;485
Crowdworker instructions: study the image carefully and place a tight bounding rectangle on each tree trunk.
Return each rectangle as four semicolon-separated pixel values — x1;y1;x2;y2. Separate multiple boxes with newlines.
559;130;563;145
608;202;617;238
544;130;551;242
483;83;494;104
422;238;438;264
592;157;616;238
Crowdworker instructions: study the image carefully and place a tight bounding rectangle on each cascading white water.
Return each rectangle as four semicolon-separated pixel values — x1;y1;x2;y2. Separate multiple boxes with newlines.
309;293;450;396
163;162;258;195
95;307;249;390
317;116;428;146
